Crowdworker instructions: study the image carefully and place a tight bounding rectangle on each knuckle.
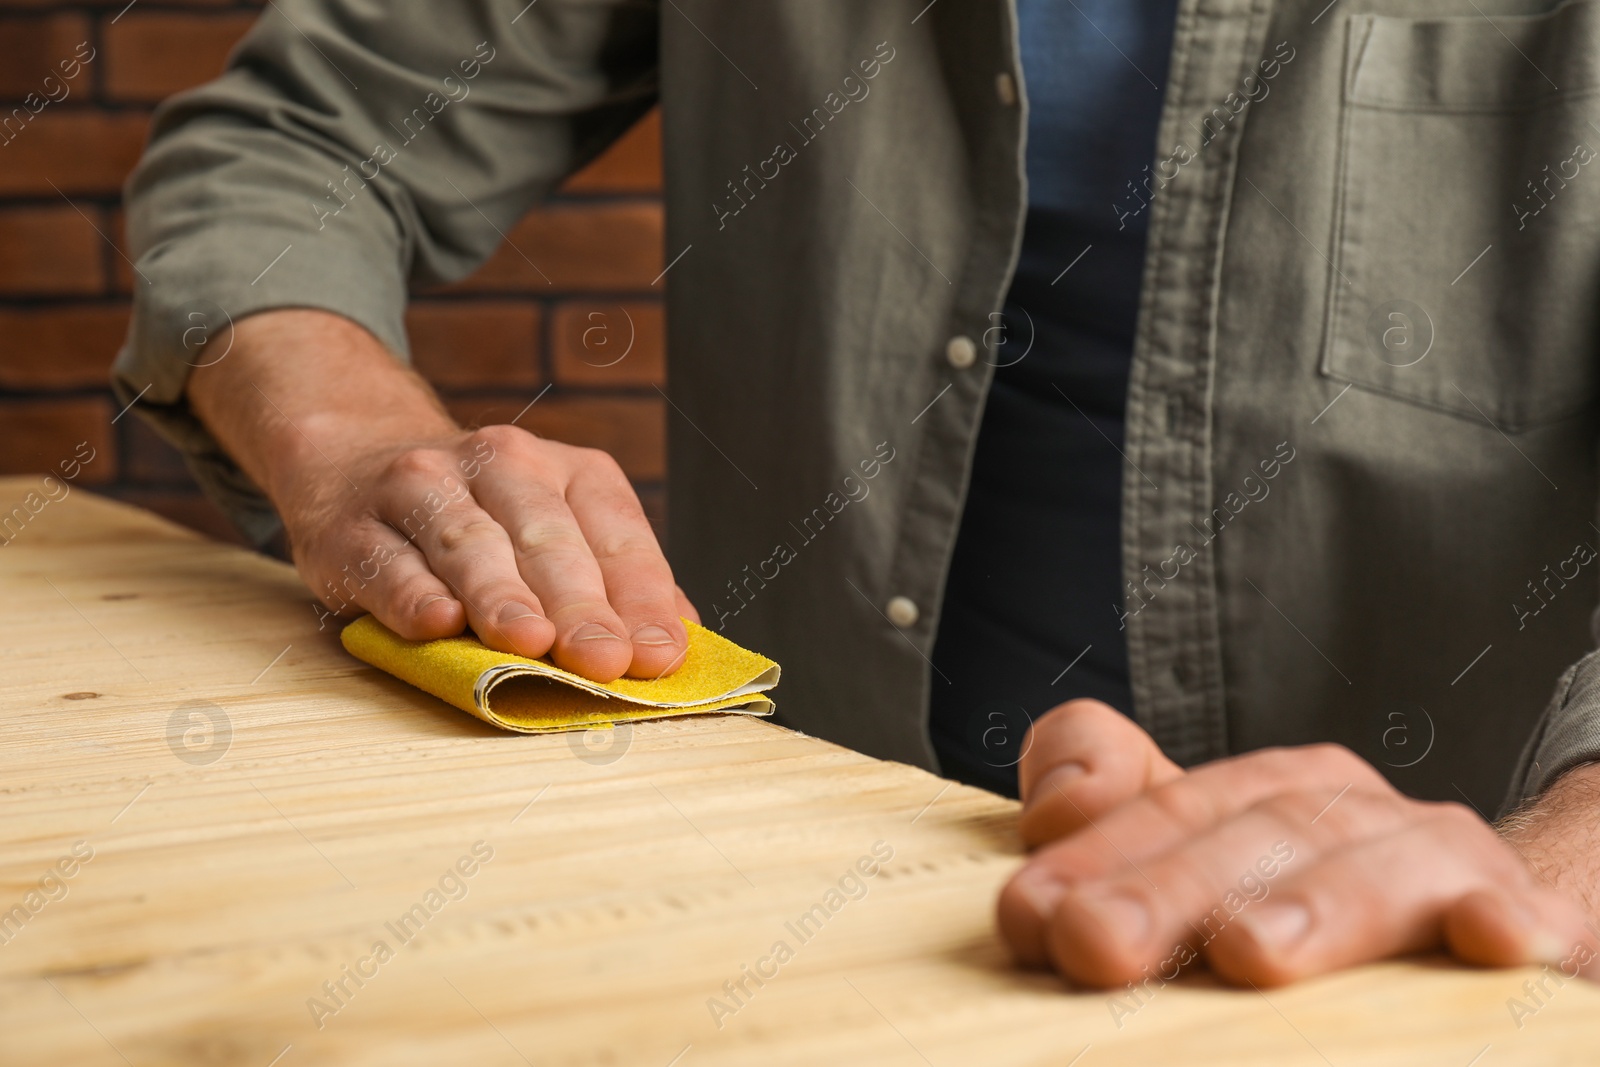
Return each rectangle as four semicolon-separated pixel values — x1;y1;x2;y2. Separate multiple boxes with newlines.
574;446;627;479
1305;741;1355;765
1427;799;1486;831
1254;790;1334;827
589;529;660;563
1253;742;1373;783
1307;742;1379;780
511;520;588;559
469;423;529;455
436;517;508;554
1252;786;1405;844
383;446;450;483
1147;776;1219;830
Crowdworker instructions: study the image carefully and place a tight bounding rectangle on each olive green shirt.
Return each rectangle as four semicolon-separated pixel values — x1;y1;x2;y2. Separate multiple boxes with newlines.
115;0;1600;816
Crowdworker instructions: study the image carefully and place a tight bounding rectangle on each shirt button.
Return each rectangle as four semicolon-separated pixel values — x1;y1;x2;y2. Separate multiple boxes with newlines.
995;71;1018;107
945;335;977;369
886;596;920;628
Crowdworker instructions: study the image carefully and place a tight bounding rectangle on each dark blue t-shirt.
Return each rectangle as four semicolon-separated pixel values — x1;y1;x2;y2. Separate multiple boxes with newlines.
929;0;1179;795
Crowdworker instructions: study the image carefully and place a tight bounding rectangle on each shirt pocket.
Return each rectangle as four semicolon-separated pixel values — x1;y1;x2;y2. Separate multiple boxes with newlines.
1322;2;1600;432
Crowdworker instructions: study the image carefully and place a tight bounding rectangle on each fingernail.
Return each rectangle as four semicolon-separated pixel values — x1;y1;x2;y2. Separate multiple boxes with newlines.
499;603;542;625
571;622;625;644
1012;869;1069;922
1237;901;1311;950
631;624;678;648
418;595;452;612
1075;890;1151;945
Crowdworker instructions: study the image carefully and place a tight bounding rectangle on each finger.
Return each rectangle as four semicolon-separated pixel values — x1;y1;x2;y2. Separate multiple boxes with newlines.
676;585;702;626
1444;886;1600;976
1008;788;1408;983
563;448;690;678
1208;803;1585;986
1014;744;1387;912
303;521;466;639
466;436;634;681
1017;699;1184;847
998;749;1392;973
378;460;557;662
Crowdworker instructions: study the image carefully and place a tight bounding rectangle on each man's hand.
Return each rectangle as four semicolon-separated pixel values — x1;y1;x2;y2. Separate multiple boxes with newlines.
997;700;1600;988
188;309;696;682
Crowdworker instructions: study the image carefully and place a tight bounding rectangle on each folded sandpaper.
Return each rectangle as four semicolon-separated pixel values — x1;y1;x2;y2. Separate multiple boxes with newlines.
341;615;779;733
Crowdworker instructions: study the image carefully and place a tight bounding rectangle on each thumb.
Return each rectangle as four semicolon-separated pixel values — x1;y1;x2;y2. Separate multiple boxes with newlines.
1017;698;1183;848
674;585;702;626
1443;885;1600;978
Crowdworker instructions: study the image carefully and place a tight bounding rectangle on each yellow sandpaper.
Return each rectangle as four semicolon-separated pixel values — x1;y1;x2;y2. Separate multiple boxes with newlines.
341;615;780;733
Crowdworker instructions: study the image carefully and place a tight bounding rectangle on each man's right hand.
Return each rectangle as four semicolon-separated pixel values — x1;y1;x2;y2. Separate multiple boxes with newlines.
187;308;696;682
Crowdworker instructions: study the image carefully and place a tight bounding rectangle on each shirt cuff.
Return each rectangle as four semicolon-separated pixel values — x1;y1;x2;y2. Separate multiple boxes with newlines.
1500;648;1600;816
112;222;410;548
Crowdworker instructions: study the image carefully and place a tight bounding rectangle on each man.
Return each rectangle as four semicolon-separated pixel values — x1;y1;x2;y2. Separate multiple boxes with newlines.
116;0;1600;990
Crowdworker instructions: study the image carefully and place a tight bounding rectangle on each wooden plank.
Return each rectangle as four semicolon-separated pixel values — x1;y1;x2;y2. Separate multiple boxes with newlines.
0;475;1593;1065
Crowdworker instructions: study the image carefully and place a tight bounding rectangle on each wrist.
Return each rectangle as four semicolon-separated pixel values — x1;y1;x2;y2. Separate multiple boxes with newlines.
261;395;459;530
1501;762;1600;923
187;308;457;517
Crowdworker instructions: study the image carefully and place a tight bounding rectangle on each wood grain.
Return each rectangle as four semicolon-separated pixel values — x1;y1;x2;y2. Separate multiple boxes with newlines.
0;476;1594;1065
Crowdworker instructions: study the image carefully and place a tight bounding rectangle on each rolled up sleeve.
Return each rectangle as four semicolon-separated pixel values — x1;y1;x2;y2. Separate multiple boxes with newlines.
1502;638;1600;815
113;0;659;543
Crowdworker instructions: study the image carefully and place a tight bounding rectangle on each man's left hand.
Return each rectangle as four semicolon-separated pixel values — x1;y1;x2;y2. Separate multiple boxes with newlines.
997;700;1600;987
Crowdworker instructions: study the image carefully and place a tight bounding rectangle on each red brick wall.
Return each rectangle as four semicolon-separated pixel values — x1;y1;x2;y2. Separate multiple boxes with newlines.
0;0;666;546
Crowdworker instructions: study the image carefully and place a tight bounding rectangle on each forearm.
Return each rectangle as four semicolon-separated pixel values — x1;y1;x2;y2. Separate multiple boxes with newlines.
187;309;456;514
1502;761;1600;924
